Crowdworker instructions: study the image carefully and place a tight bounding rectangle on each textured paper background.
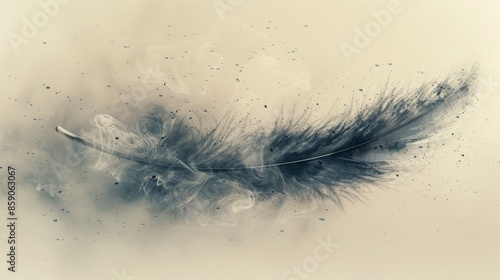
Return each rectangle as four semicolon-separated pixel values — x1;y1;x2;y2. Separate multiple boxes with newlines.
1;1;499;279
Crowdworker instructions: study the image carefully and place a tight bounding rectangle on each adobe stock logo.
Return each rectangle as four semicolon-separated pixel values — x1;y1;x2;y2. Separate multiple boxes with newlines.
110;267;135;280
340;0;403;63
213;0;244;21
7;0;70;53
281;235;340;280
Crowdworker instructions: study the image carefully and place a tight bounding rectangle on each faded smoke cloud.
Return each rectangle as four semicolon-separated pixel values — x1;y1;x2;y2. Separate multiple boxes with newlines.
1;1;500;280
1;4;315;227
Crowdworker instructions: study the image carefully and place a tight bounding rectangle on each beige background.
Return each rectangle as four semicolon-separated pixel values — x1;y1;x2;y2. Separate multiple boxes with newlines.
1;1;499;279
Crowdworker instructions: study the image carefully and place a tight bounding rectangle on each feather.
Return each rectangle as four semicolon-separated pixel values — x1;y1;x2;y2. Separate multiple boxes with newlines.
55;67;478;219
